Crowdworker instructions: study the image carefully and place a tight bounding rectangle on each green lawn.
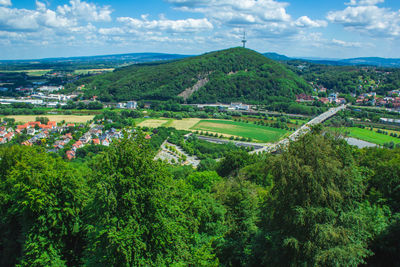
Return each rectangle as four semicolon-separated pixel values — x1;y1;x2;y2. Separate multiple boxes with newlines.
191;120;290;143
336;127;400;145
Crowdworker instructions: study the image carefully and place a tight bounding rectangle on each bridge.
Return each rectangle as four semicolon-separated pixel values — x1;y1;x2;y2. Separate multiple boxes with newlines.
251;104;347;154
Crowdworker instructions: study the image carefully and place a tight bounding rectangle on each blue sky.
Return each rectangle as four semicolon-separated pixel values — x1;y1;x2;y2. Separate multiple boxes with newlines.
1;0;400;59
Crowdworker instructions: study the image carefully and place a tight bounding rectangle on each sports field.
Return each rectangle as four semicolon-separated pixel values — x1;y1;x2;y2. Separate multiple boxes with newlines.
3;115;94;123
336;127;400;145
191;120;290;143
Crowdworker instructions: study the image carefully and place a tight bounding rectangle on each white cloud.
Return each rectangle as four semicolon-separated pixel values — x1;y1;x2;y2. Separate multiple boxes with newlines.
57;0;112;22
99;27;125;36
117;16;213;33
0;1;112;34
166;0;327;41
332;38;361;47
295;16;327;28
327;5;400;37
0;0;11;7
168;0;292;24
346;0;384;6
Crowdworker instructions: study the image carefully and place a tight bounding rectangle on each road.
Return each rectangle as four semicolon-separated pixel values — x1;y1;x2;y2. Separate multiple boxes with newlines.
251;104;347;154
155;105;347;166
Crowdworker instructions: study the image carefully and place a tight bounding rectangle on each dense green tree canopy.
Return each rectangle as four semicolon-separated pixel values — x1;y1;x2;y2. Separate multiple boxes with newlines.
0;129;399;266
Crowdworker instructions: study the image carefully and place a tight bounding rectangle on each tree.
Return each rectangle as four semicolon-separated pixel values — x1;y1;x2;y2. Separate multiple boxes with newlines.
0;146;88;266
35;116;49;125
197;158;217;172
260;132;388;266
216;150;256;177
83;133;219;266
213;177;262;266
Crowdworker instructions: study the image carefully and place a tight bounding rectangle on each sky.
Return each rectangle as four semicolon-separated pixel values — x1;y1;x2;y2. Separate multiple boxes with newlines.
1;0;400;59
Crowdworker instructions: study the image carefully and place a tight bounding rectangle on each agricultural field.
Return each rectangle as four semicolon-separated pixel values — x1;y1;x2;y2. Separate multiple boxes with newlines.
137;118;170;128
137;118;290;143
3;115;94;123
74;68;114;75
1;69;52;76
164;118;202;130
335;127;400;145
191;119;290;143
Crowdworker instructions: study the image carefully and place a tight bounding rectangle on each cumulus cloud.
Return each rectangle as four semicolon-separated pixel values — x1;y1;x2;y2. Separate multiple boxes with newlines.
117;16;213;33
295;16;327;28
165;0;326;39
57;0;112;22
0;0;113;51
327;4;400;37
0;0;111;33
0;0;11;6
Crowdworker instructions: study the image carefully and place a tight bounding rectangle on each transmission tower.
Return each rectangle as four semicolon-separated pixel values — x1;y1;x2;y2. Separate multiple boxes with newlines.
242;31;247;48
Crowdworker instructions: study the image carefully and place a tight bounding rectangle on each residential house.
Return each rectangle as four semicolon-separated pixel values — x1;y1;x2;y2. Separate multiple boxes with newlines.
72;140;83;151
318;97;329;104
27;128;36;136
102;139;110;146
126;101;137;109
92;138;100;145
66;150;75;160
296;94;314;103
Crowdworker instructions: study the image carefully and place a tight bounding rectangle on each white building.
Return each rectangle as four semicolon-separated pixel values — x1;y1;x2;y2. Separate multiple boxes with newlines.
37;86;63;92
126;101;137;109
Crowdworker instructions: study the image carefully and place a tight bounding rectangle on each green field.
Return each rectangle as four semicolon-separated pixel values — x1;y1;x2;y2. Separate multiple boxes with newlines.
74;68;114;75
336;127;400;145
1;69;52;76
191;119;290;143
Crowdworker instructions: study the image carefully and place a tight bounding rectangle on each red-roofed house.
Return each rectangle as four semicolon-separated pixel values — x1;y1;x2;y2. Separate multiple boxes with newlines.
296;94;315;103
17;124;29;130
67;123;75;127
92;138;100;145
72;140;83;150
66;150;75;160
318;97;329;104
28;121;40;127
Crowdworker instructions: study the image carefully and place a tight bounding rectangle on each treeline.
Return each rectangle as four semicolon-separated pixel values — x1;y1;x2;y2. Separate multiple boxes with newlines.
0;129;399;266
62;101;103;110
0;103;46;115
287;61;400;95
66;48;312;104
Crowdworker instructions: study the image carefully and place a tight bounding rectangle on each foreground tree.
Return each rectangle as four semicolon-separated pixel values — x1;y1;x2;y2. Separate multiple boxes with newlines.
0;146;88;266
260;131;388;266
83;133;221;266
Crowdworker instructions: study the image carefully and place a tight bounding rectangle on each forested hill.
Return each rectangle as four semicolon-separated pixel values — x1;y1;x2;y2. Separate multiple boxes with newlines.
69;47;312;103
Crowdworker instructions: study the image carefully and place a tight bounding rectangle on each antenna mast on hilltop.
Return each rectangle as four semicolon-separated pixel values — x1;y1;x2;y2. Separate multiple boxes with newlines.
242;31;247;48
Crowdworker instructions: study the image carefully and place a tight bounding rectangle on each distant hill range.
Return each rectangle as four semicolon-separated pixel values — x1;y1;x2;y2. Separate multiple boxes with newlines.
263;53;400;68
0;53;192;70
1;51;399;69
67;47;312;103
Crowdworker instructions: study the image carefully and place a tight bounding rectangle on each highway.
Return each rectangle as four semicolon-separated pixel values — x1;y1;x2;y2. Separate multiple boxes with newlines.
251;104;347;154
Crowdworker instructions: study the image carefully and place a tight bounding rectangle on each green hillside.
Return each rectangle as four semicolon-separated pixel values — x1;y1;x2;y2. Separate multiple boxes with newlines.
69;47;312;103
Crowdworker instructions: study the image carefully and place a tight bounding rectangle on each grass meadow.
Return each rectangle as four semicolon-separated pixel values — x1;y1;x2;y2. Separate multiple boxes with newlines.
335;127;400;145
